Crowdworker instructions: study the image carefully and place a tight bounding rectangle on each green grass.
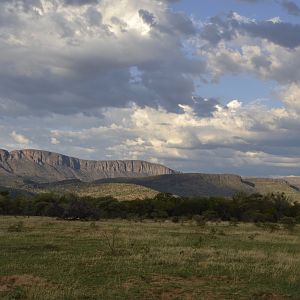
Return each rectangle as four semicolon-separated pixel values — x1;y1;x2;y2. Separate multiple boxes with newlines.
0;217;299;299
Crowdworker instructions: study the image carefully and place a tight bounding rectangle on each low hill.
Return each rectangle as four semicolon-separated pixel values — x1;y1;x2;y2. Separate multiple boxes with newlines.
283;177;300;190
33;181;159;201
245;178;300;202
93;173;256;197
0;185;34;198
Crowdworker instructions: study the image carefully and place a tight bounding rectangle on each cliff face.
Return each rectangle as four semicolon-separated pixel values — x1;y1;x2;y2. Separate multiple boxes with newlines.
0;149;176;183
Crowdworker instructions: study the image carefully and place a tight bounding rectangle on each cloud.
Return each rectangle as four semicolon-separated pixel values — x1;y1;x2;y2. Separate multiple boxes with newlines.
51;137;60;145
0;0;204;117
198;12;300;86
281;0;300;16
1;1;300;175
1;94;300;175
201;13;300;49
235;0;265;3
63;0;99;5
139;9;156;27
278;83;300;112
241;20;300;48
10;131;30;145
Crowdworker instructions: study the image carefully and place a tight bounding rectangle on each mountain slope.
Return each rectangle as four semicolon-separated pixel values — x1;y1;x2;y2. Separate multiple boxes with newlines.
93;173;256;197
0;149;176;186
245;178;300;202
32;181;159;201
283;177;300;190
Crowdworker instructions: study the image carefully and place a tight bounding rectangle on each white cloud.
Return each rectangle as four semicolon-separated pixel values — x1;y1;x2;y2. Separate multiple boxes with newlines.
50;137;60;145
278;83;300;113
10;131;30;145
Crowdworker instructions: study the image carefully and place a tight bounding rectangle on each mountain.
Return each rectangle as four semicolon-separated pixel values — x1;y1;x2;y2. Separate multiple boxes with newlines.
0;149;176;186
1;149;300;201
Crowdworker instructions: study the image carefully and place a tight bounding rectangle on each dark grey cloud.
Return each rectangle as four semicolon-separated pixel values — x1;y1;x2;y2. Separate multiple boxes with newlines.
2;0;43;12
201;14;300;49
200;16;236;46
139;9;156;27
281;0;300;16
164;11;196;35
191;97;221;117
236;0;264;2
63;0;99;5
242;20;300;48
85;7;103;26
236;0;300;16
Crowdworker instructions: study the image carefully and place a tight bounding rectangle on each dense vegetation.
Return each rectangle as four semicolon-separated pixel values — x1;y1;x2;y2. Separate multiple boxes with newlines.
1;191;299;224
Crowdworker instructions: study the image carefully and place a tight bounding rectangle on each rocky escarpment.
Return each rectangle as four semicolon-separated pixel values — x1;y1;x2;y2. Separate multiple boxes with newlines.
0;149;176;184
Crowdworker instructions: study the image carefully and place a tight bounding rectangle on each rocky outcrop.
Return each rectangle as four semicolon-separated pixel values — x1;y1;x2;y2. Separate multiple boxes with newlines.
0;149;176;183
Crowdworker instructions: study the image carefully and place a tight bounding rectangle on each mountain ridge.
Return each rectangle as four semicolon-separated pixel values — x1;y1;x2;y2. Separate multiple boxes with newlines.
0;149;176;184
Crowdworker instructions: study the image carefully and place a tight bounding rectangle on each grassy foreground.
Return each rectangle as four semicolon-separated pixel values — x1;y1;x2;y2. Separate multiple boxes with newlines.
0;217;299;299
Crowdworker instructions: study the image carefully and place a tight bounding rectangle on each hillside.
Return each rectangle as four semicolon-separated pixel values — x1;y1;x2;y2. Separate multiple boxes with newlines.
92;173;256;197
0;149;175;186
245;178;300;202
283;176;300;190
33;181;159;201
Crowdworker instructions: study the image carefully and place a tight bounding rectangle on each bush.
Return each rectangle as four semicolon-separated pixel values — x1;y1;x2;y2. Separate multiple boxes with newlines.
7;221;24;232
281;217;297;232
202;210;218;221
89;221;99;229
261;222;280;233
171;216;179;223
229;218;239;227
193;215;206;226
0;191;9;197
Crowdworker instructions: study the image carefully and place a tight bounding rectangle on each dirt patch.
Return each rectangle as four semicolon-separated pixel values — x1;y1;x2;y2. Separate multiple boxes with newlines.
151;274;236;284
122;275;290;300
251;292;288;300
122;274;243;300
0;275;48;292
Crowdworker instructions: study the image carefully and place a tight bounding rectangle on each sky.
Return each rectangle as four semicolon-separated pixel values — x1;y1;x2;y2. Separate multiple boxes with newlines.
1;0;300;176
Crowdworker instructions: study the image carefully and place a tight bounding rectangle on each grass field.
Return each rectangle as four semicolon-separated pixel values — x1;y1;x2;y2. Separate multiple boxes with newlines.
0;217;299;299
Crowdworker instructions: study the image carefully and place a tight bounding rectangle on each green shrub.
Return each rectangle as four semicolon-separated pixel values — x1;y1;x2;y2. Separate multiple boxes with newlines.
89;221;99;229
229;218;239;227
193;215;206;226
171;216;179;223
262;222;280;233
281;217;297;232
7;221;24;232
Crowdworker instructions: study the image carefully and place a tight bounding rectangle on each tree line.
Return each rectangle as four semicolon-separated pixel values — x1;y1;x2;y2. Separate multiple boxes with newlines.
0;191;300;223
